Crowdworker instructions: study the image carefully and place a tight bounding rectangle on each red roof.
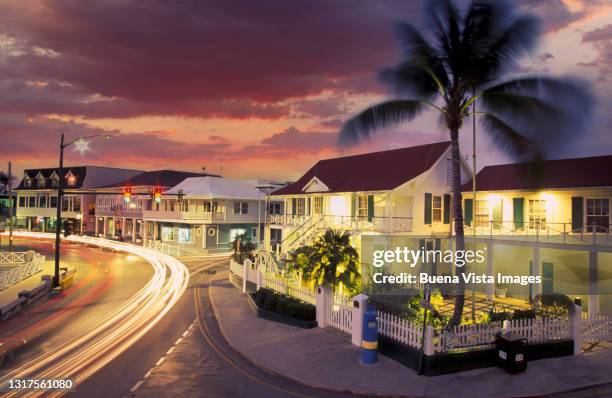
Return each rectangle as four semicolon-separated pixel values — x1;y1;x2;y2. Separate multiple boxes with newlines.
462;155;612;192
271;141;451;195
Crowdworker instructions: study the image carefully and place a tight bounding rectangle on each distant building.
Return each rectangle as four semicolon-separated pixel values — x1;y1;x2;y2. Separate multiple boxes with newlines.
94;170;217;241
14;166;143;234
143;176;270;254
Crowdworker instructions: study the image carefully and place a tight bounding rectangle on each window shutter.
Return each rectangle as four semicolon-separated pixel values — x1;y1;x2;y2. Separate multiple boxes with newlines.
424;193;432;224
571;197;583;231
464;199;473;226
306;197;311;215
443;194;451;224
513;198;524;230
351;195;356;218
367;195;374;222
291;198;297;215
418;239;425;250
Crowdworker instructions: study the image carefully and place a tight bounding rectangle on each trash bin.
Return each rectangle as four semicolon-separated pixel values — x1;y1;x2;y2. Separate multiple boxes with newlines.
495;332;527;373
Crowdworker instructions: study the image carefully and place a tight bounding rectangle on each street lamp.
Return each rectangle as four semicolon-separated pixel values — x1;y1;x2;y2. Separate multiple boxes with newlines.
53;133;111;288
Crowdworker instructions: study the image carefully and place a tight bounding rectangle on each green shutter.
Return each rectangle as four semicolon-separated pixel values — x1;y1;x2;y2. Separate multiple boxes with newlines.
571;197;583;231
291;198;297;215
424;193;432;224
443;194;451;224
367;195;374;222
351;195;356;218
513;198;524;230
307;198;311;215
492;199;503;229
464;199;473;227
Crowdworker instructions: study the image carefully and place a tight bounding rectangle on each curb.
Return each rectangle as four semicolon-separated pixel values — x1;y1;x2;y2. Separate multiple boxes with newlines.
208;278;416;398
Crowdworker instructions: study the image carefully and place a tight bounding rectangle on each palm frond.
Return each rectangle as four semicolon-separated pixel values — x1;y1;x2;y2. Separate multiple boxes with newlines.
480;113;539;161
339;100;425;146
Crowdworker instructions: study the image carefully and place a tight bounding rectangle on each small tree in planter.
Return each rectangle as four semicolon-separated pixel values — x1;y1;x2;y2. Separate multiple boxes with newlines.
231;233;256;264
495;282;509;298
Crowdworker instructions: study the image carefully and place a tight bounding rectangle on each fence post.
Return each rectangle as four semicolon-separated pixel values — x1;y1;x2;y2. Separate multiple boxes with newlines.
423;325;434;356
316;285;331;328
351;294;368;346
256;269;263;291
502;319;510;333
242;261;248;293
569;302;583;355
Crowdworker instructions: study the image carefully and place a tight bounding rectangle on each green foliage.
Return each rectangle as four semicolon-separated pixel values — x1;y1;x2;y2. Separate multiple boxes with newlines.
231;233;256;263
369;288;449;328
533;292;573;319
286;229;360;291
254;288;316;321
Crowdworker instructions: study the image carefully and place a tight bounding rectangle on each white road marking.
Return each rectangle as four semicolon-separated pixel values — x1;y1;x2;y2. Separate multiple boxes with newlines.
130;381;143;392
166;346;175;355
144;369;153;379
155;357;165;367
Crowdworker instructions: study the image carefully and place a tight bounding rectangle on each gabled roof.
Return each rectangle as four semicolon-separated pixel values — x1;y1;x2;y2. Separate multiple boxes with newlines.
15;166;143;191
100;170;219;188
165;177;263;200
16;167;88;190
462;154;612;192
271;141;451;195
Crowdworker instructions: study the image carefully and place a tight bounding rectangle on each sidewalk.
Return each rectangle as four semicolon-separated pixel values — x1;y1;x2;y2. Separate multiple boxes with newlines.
210;279;612;398
0;260;56;307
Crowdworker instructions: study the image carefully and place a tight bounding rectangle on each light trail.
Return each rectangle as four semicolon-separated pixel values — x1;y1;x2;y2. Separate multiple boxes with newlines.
0;232;190;397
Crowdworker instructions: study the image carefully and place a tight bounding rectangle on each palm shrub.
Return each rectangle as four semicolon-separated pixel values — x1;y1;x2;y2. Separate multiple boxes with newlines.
339;0;591;326
231;233;256;264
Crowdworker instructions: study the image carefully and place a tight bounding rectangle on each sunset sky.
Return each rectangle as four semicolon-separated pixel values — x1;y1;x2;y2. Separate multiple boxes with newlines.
0;0;610;182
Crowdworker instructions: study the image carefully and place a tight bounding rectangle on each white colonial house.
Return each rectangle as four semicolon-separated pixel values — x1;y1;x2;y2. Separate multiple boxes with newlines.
142;177;273;254
461;155;612;315
265;141;471;256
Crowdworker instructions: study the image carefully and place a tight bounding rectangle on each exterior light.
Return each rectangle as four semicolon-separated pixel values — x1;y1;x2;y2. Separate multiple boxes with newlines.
76;214;82;220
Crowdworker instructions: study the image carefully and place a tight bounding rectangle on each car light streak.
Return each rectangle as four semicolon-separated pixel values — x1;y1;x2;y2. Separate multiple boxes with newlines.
0;232;190;397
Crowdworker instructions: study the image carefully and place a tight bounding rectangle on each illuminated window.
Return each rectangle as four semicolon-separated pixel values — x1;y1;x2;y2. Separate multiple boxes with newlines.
37;174;46;187
474;199;489;228
51;173;59;187
296;198;306;215
357;195;368;218
313;196;323;215
529;199;546;229
66;172;76;186
432;196;442;222
24;176;32;188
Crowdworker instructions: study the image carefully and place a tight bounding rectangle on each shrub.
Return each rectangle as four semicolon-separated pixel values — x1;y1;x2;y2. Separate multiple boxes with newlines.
253;288;316;322
488;310;512;323
512;308;537;320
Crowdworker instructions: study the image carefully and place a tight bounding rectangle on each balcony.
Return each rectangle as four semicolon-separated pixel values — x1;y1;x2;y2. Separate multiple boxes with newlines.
96;205;144;218
269;214;413;233
142;209;225;222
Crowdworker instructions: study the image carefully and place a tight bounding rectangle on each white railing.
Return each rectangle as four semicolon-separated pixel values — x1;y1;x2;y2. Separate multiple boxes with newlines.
254;250;280;273
229;259;244;278
0;251;45;290
435;323;502;352
143;239;181;257
581;313;612;342
377;311;422;348
506;317;570;343
327;292;352;334
262;272;316;305
269;214;310;226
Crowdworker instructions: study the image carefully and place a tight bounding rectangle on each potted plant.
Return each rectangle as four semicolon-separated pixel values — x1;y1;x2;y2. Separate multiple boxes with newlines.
495;282;509;299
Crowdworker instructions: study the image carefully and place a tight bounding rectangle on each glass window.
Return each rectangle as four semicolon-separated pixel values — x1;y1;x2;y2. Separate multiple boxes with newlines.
39;195;47;208
474;199;489;228
161;226;174;241
204;201;218;212
357;195;368;218
181;200;189;212
62;196;69;211
269;202;282;215
270;228;282;242
18;196;26;207
50;196;58;208
24;177;32;188
587;199;609;232
178;228;191;243
28;196;36;208
529;199;546;229
37;176;45;187
313;196;323;215
432;196;442;222
73;196;81;212
296;198;305;215
51;175;59;187
234;201;248;214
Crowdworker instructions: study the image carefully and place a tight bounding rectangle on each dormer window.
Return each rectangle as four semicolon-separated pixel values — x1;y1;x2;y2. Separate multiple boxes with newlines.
23;174;32;188
50;172;59;188
36;172;46;188
65;171;76;187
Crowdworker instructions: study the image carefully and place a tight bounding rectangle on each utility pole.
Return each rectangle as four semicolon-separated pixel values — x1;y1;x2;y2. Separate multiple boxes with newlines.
53;134;65;288
8;162;13;252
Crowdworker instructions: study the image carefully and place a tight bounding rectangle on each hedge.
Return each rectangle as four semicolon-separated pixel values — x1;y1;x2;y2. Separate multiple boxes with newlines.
254;288;316;322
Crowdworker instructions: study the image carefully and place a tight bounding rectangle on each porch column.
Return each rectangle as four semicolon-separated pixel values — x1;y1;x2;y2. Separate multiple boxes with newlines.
132;219;136;242
122;217;126;239
588;251;599;316
486;241;494;300
103;217;107;237
532;246;541;297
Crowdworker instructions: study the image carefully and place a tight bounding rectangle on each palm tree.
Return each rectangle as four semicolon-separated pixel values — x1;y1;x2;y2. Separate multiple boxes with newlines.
339;0;591;327
301;229;360;290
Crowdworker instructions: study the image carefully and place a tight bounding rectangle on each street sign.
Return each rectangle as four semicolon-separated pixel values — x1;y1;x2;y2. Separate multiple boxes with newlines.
419;300;434;311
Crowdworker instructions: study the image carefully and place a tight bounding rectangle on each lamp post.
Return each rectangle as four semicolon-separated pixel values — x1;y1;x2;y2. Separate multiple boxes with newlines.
53;133;111;288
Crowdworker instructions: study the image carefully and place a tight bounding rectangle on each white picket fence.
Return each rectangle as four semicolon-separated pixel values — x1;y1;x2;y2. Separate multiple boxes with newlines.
229;259;244;278
435;323;502;352
328;292;352;334
582;313;612;342
0;251;45;290
377;311;422;348
506;317;570;343
262;272;316;305
143;239;181;257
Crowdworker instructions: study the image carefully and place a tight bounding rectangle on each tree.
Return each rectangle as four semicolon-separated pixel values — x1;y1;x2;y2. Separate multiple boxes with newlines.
339;0;591;327
299;229;360;290
231;233;256;264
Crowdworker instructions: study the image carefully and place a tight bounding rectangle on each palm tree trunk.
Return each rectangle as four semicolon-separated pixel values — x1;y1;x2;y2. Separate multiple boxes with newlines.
448;131;466;328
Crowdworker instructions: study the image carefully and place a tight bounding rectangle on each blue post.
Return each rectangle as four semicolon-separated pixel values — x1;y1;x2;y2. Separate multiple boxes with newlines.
361;306;378;364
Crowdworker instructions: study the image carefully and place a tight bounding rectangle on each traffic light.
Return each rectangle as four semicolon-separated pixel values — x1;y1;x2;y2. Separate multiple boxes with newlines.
154;188;162;204
123;187;132;204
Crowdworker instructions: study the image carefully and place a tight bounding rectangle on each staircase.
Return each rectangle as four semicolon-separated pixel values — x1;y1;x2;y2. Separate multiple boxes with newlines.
277;215;326;258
